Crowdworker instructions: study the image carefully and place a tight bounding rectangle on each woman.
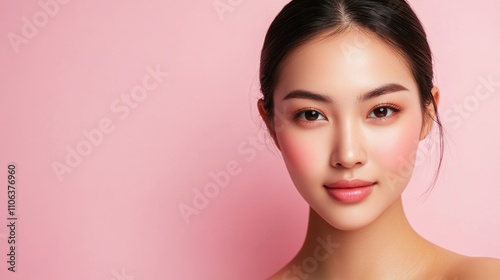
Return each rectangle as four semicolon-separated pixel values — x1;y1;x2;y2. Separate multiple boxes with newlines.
257;0;500;279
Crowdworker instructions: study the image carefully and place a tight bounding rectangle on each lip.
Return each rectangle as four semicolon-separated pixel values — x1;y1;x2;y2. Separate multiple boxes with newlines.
324;179;376;203
325;179;375;189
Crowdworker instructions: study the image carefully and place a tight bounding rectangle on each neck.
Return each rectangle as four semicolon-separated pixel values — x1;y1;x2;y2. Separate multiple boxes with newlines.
290;198;436;279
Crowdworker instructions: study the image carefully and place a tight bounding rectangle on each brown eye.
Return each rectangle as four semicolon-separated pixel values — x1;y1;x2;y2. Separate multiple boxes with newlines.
296;109;326;122
368;106;399;119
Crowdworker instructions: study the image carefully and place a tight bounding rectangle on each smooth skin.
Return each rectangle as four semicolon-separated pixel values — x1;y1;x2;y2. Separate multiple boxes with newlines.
258;28;500;279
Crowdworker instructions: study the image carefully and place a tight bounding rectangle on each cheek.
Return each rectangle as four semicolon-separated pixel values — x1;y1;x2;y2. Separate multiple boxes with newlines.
277;129;327;179
371;119;421;180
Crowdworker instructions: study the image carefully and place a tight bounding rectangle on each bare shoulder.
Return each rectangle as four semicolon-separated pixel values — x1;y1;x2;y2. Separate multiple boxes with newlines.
449;256;500;279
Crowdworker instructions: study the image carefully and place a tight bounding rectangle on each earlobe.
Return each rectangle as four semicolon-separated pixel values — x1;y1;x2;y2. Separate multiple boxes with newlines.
419;86;440;140
431;86;440;108
257;98;280;150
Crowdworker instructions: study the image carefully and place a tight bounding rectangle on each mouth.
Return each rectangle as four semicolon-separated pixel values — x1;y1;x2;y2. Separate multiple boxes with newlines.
324;179;376;203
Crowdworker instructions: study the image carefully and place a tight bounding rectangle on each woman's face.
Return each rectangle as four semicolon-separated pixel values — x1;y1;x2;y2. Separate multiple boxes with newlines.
259;28;438;230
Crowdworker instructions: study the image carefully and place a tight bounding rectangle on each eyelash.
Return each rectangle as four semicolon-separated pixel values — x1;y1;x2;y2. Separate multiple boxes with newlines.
293;107;326;126
368;103;402;120
293;103;402;125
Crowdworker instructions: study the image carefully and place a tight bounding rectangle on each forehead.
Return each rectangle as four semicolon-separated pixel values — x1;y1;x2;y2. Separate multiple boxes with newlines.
274;28;417;100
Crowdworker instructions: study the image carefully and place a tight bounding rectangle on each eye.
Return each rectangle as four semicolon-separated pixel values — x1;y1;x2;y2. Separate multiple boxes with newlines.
368;104;401;119
295;109;327;122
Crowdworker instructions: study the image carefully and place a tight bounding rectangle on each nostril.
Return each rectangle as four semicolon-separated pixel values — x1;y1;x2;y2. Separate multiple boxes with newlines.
332;160;364;169
334;162;343;168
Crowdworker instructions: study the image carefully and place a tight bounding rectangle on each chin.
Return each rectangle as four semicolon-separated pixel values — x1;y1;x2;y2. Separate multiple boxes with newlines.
317;208;381;231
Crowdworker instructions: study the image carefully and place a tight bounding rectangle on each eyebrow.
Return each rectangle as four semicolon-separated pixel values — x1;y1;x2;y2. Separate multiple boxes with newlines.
282;83;409;103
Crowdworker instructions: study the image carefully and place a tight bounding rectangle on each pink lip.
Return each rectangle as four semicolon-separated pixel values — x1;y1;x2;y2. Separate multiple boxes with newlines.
324;179;376;203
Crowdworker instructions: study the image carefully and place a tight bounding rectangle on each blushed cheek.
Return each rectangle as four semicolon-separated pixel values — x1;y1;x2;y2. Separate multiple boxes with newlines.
278;131;326;179
371;125;421;182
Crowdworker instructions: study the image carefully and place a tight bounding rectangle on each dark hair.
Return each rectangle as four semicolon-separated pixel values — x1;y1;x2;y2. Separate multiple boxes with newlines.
259;0;444;192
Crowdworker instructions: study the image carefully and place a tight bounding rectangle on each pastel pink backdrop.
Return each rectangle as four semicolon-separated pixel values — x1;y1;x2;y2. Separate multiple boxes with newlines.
0;0;499;279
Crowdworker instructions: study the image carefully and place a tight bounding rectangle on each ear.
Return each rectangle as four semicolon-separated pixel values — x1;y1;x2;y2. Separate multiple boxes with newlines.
257;98;280;150
419;86;440;140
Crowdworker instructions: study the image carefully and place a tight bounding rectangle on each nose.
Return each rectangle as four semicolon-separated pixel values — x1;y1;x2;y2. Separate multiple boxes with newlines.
330;119;367;169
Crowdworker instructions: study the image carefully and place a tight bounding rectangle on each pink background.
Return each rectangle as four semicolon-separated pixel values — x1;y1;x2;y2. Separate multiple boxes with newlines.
0;0;499;279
